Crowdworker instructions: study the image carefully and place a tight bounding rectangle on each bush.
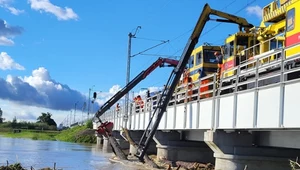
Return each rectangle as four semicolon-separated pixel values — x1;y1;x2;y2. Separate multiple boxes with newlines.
32;134;38;140
0;121;57;131
86;120;93;129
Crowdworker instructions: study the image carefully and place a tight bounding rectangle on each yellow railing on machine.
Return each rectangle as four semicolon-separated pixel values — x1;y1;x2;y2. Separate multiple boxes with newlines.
263;0;294;22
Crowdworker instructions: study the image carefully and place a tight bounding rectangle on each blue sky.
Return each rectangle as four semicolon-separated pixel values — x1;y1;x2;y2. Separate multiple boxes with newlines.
0;0;270;124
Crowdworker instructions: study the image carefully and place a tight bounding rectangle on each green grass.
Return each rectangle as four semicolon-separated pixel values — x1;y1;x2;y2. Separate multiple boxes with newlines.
0;124;96;144
55;125;86;142
55;125;96;144
0;129;59;141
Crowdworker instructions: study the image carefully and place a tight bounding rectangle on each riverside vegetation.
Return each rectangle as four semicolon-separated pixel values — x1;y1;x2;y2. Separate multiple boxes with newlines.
0;118;96;144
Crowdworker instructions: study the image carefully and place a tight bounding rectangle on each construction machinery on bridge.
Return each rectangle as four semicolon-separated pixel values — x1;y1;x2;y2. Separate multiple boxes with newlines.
92;57;178;159
218;0;300;92
93;0;300;165
135;3;261;162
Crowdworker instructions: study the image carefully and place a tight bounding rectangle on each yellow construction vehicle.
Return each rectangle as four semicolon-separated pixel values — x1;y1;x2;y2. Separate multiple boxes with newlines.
222;31;259;78
177;5;255;96
255;0;291;65
183;4;257;80
187;45;220;81
256;0;300;66
222;0;300;79
223;0;300;91
244;0;300;70
285;0;300;64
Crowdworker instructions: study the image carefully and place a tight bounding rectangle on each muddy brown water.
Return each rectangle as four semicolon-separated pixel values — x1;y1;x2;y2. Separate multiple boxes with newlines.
0;136;139;170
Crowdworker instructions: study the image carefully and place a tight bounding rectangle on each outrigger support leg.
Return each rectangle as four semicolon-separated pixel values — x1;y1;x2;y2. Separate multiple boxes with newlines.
95;117;128;160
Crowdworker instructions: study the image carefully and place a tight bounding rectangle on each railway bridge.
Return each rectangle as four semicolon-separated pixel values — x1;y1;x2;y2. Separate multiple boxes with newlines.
95;44;300;170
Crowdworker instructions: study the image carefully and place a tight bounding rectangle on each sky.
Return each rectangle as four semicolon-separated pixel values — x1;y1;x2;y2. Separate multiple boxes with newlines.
0;0;270;125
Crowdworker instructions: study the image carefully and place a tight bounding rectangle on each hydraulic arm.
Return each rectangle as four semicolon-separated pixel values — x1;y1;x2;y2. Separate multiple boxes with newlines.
206;6;254;33
135;3;254;161
93;57;178;122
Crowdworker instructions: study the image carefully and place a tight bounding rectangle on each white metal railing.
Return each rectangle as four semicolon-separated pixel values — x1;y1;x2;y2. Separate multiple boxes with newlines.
235;34;284;68
100;42;300;130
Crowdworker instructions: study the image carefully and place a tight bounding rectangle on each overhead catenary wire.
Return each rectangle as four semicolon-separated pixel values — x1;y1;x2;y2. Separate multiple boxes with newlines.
130;0;238;86
131;0;237;73
139;53;180;59
135;37;167;42
131;0;256;89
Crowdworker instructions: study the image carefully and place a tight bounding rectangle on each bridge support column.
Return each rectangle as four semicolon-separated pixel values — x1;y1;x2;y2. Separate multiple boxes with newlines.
96;134;103;145
102;137;112;152
155;131;214;163
102;131;130;152
204;130;300;170
112;131;129;149
125;131;157;156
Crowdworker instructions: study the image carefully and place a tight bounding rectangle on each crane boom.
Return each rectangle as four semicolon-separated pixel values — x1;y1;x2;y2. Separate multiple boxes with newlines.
135;3;254;161
93;57;178;122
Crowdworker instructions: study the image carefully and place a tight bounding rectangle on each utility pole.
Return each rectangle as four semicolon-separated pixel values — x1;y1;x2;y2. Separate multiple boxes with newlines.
67;112;69;127
82;102;86;124
124;26;168;128
70;111;72;125
125;26;141;128
74;101;78;123
87;88;91;120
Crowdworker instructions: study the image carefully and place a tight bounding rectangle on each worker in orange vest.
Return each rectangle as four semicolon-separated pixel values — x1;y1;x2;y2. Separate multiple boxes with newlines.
183;69;193;102
136;95;144;109
198;69;210;99
116;103;120;115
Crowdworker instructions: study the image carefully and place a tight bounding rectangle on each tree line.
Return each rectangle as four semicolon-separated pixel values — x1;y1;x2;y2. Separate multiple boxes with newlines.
0;112;58;131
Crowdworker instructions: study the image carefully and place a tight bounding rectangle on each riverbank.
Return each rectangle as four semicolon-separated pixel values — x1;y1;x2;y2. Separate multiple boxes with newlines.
55;125;96;143
0;122;96;144
109;155;215;170
0;128;58;141
0;162;61;170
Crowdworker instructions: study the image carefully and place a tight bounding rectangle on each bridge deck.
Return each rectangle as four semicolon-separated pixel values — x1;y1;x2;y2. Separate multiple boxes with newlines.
99;44;300;131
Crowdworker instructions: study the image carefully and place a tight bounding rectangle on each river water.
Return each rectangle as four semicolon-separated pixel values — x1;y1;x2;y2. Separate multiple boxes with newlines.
0;136;129;170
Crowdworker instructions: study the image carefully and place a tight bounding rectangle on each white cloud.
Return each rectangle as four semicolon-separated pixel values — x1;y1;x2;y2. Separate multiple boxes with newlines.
0;76;165;123
7;6;24;15
109;85;122;95
28;0;78;21
0;99;73;124
0;67;88;111
0;0;24;15
0;36;14;46
93;85;123;107
246;5;262;19
0;52;25;70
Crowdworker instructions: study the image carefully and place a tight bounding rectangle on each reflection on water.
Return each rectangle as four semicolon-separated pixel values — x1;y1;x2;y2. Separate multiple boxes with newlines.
0;136;132;170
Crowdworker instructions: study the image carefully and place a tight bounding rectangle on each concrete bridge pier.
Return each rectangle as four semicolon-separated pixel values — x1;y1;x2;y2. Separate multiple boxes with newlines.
101;131;130;153
124;130;157;156
155;130;214;163
96;134;103;145
204;130;300;170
